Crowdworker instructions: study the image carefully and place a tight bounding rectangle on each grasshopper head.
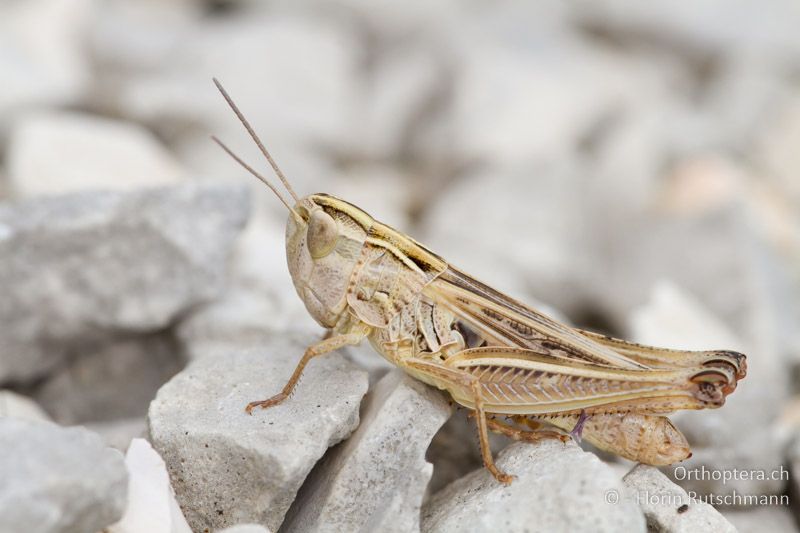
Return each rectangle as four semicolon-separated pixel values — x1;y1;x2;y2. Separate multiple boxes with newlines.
210;81;370;329
285;194;369;328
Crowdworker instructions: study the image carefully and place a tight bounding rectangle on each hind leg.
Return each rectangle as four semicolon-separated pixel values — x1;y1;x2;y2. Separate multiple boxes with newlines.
484;415;569;443
401;356;516;485
468;380;516;485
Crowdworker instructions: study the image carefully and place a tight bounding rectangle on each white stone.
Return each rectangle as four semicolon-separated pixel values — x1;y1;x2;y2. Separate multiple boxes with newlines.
109;438;192;533
0;390;51;421
281;370;452;533
421;440;646;533
623;464;736;533
0;0;91;122
0;418;128;533
8;112;185;198
147;333;368;532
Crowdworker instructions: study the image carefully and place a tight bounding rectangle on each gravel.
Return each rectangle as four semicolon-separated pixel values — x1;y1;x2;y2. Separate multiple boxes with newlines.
0;183;248;383
0;418;128;533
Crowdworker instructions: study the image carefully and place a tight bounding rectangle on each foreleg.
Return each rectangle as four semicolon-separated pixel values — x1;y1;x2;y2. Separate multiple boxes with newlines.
245;330;366;414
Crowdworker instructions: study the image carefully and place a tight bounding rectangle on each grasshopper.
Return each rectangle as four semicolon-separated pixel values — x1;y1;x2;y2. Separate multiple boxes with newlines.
211;79;746;484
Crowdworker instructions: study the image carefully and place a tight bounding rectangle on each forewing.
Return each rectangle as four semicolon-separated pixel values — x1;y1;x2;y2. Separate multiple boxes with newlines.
425;267;647;370
576;328;746;380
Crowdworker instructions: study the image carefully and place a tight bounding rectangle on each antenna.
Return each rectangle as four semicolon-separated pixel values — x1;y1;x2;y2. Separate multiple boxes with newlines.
212;78;300;202
211;135;302;221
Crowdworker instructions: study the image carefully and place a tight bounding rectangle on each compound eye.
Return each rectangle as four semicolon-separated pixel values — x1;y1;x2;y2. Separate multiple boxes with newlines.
307;209;339;259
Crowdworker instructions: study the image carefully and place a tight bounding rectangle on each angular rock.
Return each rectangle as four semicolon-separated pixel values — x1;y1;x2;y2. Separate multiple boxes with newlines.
631;281;789;497
282;370;452;533
0;183;249;383
0;390;50;421
722;507;798;533
0;418;128;533
109;438;192;533
421;440;645;533
147;333;368;532
623;464;736;533
33;334;183;425
218;525;272;533
8;112;185;198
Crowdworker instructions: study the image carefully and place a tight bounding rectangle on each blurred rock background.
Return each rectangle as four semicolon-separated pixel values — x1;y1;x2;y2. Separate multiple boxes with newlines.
2;0;800;532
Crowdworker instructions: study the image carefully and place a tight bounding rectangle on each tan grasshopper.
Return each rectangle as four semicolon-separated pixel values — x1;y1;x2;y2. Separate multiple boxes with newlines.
211;79;746;484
